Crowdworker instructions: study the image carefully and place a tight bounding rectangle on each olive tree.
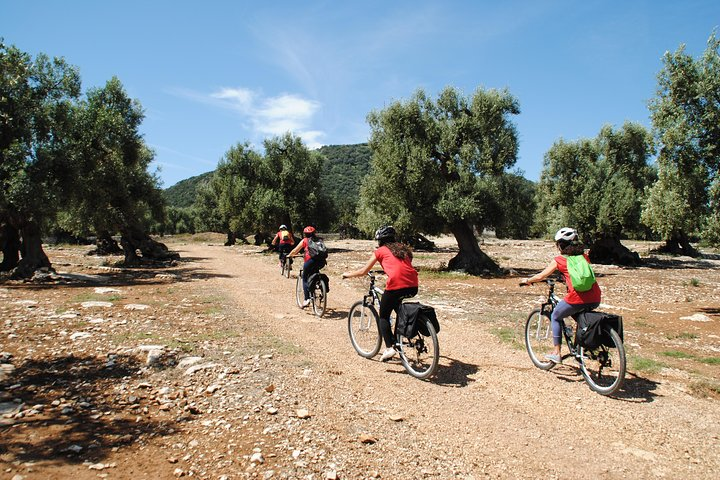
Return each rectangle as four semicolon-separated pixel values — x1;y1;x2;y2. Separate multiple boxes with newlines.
195;133;325;245
0;41;81;276
535;122;655;265
358;86;520;274
59;77;175;264
643;32;720;253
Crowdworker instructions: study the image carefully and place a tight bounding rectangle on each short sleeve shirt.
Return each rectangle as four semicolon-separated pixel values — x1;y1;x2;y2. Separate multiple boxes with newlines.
555;254;601;305
375;246;418;291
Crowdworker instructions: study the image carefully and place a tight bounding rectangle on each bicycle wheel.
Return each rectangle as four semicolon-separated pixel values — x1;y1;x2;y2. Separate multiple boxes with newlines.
525;309;555;370
280;258;287;277
347;301;381;358
397;315;439;380
311;279;327;317
295;272;304;308
285;258;292;278
579;328;626;395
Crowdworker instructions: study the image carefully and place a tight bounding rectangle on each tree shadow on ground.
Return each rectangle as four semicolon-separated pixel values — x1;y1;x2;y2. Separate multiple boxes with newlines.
431;356;479;387
0;256;233;290
638;256;720;271
0;354;179;466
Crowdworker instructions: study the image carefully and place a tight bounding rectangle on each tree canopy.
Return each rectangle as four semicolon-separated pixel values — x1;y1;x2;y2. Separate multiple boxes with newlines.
194;133;325;244
1;41;172;275
535;122;655;264
642;32;720;253
359;86;520;273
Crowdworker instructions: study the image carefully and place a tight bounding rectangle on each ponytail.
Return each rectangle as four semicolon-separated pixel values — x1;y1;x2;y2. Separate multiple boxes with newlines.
385;242;413;260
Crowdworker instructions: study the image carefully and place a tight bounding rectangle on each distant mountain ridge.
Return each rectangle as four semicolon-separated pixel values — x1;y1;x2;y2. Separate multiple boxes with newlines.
163;143;372;209
162;171;214;209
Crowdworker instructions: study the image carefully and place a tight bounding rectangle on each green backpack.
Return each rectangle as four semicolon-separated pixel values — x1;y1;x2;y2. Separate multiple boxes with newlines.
564;255;596;292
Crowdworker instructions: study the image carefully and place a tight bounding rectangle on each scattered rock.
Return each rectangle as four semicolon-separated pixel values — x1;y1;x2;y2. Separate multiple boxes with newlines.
125;303;150;310
680;313;712;322
70;331;92;341
359;434;377;444
296;409;311;419
81;301;113;309
185;363;220;376
94;287;121;294
146;349;164;366
177;356;203;368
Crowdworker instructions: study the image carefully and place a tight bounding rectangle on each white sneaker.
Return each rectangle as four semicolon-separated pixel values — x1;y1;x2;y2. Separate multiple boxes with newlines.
302;299;311;308
380;347;397;362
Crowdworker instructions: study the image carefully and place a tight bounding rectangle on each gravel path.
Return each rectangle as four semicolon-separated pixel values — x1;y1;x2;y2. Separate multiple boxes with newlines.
1;238;718;479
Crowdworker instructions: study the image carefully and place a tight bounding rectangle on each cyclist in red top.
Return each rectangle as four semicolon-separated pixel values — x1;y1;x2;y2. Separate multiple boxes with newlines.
520;227;601;363
271;224;295;266
342;226;418;361
288;225;326;307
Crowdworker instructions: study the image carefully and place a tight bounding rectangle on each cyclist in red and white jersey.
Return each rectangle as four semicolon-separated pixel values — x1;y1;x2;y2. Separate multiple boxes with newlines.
342;226;418;361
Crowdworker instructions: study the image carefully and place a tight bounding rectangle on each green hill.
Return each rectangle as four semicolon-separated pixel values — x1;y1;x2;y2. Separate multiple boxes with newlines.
163;144;372;210
163;171;214;208
317;143;372;205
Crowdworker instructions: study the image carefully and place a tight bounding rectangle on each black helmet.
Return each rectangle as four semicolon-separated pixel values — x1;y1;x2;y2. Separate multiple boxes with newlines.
374;225;396;242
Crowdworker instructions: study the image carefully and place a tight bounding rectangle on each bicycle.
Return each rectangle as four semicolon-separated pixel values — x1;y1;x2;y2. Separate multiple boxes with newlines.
279;251;293;278
521;278;626;395
295;266;328;317
347;270;439;380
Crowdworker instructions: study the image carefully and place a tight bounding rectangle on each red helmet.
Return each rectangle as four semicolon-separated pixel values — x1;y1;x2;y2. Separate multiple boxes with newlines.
303;226;316;235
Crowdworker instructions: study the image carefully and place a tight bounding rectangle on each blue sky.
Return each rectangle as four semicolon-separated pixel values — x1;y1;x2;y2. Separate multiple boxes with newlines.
3;1;719;188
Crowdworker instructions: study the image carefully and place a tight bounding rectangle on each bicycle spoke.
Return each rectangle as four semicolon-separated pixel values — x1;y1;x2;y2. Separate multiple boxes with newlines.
347;301;381;358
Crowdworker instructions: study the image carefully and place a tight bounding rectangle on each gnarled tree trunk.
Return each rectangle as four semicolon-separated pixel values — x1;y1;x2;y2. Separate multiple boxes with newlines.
657;231;700;257
120;226;179;265
225;231;237;246
89;230;123;256
588;234;641;266
0;223;21;272
13;221;52;279
447;220;499;274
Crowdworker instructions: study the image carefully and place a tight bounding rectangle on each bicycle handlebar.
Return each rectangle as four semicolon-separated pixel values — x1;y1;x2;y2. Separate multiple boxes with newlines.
519;277;564;287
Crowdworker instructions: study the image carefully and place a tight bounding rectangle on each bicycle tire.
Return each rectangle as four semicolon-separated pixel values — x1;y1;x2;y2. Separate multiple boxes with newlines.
311;278;327;317
284;258;291;278
347;301;381;358
295;273;304;308
396;315;439;380
525;309;555;370
579;328;626;395
280;258;287;277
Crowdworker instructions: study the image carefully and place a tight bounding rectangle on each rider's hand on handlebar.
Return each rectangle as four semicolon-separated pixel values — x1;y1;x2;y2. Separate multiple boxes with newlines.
519;278;531;286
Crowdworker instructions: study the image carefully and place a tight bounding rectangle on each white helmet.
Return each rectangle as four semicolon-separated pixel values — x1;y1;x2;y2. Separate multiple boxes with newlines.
554;227;578;242
279;224;288;230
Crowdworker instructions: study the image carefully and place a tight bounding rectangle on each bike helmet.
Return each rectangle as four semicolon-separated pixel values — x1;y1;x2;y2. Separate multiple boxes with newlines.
303;225;316;235
279;224;287;230
374;225;396;242
554;227;578;242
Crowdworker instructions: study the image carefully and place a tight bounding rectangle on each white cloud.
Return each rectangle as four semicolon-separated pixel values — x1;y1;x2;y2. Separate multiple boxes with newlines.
211;87;255;112
179;87;324;147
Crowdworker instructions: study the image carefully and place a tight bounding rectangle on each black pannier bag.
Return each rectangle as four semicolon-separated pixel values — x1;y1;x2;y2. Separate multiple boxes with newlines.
308;273;330;293
396;303;440;338
574;311;623;350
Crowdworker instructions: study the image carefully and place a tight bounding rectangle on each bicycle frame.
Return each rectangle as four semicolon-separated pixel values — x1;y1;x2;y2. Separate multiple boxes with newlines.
534;278;578;357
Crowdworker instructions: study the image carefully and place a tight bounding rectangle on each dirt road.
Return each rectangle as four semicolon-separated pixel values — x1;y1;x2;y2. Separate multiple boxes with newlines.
1;237;719;479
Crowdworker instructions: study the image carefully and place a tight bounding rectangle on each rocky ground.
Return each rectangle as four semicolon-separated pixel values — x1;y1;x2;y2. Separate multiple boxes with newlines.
1;234;719;480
